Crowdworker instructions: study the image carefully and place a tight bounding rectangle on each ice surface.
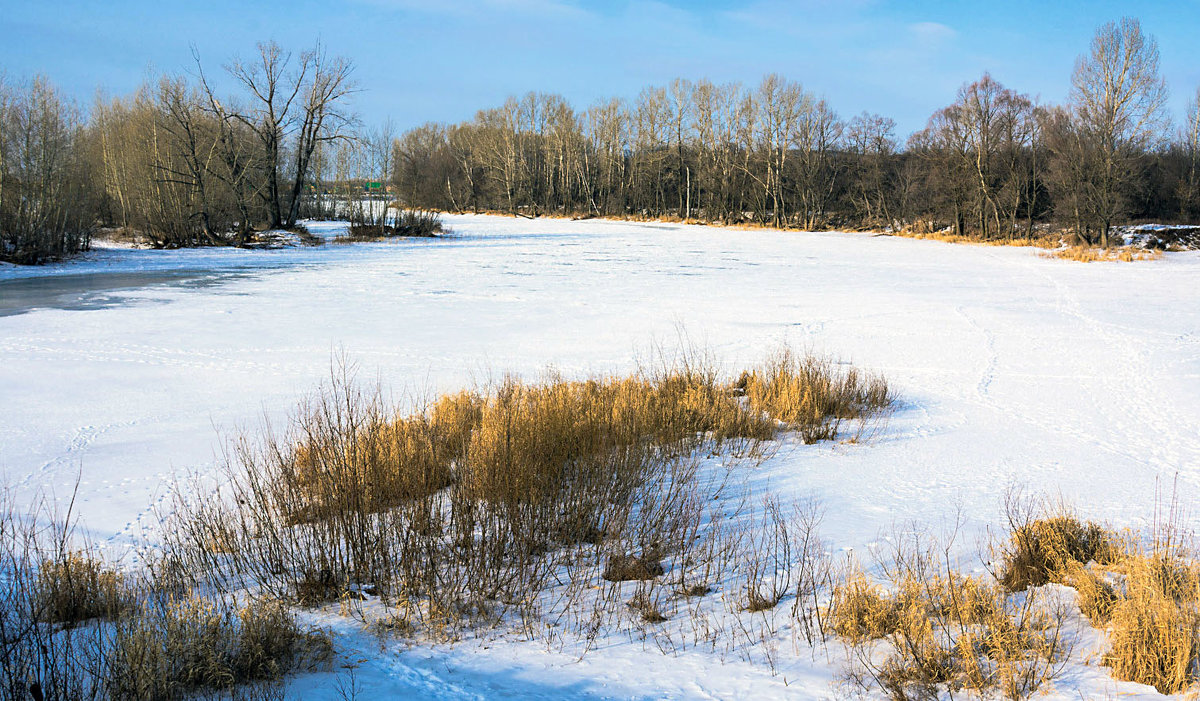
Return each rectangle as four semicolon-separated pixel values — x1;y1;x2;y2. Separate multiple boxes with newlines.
1;215;1197;698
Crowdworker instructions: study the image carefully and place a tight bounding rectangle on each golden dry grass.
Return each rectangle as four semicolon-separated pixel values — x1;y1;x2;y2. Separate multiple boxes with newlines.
35;550;125;624
832;557;1066;699
1102;552;1200;693
889;228;1060;249
1042;246;1163;262
997;515;1119;591
994;501;1200;694
738;348;893;443
285;412;453;523
830;567;896;642
106;596;331;699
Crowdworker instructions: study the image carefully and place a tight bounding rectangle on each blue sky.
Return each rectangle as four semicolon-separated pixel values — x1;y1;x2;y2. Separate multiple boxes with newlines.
3;0;1199;137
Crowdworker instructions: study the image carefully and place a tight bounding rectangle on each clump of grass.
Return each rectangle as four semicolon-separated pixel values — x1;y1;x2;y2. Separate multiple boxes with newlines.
1104;553;1200;694
830;568;895;642
106;596;331;700
994;490;1200;694
603;552;665;582
1043;246;1162;262
738;348;893;443
36;550;126;625
834;530;1067;700
997;513;1118;591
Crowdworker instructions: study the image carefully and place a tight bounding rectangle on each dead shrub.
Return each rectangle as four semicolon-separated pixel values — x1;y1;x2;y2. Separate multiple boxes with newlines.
106;596;330;700
627;588;668;623
603;553;665;582
36;550;125;625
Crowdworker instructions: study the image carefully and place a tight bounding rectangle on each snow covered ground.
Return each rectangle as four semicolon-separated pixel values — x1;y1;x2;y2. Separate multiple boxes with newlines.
2;215;1199;698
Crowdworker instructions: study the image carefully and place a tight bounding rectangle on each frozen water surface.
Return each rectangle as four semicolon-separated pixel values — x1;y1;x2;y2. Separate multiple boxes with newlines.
2;214;1198;698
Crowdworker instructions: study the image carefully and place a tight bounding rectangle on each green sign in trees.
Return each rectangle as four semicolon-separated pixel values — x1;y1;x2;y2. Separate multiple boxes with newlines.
366;181;382;190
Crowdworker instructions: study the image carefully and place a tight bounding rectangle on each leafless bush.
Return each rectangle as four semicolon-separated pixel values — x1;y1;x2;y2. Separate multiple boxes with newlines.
343;209;444;240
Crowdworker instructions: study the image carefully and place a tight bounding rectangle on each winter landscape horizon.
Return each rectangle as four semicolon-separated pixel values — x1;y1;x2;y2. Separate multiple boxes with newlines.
4;2;1200;699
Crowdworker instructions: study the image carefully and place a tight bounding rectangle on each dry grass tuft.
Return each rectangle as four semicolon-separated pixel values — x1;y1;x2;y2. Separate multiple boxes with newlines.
994;491;1200;694
997;514;1118;591
106;596;331;700
603;552;665;582
830;568;895;642
834;530;1067;700
1100;550;1200;694
36;550;126;625
1043;246;1162;262
737;348;893;443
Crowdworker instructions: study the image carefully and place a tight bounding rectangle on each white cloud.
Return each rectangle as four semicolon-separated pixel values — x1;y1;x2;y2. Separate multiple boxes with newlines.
909;21;957;46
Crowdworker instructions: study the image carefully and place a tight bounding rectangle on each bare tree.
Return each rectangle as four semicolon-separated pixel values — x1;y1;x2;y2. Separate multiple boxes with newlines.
285;46;356;227
1070;17;1168;246
225;42;354;230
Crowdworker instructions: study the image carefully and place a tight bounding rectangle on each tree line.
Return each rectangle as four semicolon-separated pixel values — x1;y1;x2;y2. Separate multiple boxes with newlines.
393;18;1199;248
3;18;1199;265
0;41;355;264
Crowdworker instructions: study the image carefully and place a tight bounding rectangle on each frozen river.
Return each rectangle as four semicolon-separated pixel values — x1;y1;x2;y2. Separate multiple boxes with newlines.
3;214;1200;698
3;215;1200;550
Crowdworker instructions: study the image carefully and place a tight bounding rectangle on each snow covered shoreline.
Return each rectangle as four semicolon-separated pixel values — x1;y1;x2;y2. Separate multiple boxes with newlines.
2;214;1199;698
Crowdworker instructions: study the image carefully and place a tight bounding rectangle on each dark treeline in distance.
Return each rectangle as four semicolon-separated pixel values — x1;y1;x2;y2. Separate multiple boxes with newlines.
0;41;355;264
394;18;1200;248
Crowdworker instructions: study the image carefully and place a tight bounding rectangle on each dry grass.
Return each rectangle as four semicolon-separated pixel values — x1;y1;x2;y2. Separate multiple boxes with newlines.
161;348;891;646
889;228;1060;249
1042;246;1163;262
834;530;1068;700
1060;562;1118;625
1104;553;1200;694
35;550;126;625
106;596;331;700
993;493;1200;694
738;348;893;443
997;510;1119;591
285;411;454;524
830;567;895;642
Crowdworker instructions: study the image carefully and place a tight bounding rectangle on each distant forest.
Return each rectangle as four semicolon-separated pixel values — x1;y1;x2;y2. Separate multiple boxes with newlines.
1;17;1197;264
394;18;1197;248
